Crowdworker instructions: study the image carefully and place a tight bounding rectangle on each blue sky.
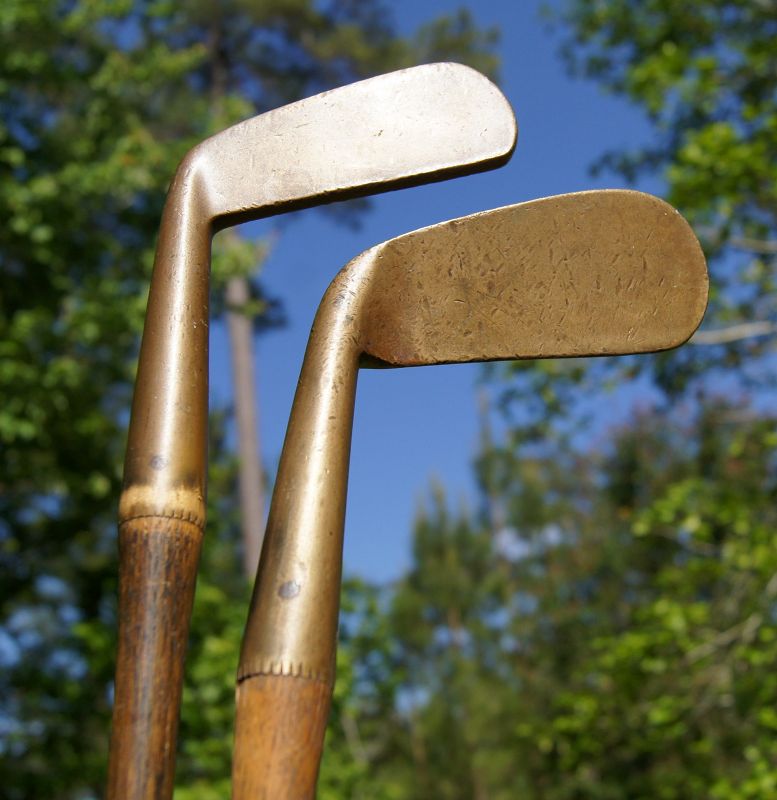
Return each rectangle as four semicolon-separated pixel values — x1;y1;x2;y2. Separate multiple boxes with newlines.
209;1;662;583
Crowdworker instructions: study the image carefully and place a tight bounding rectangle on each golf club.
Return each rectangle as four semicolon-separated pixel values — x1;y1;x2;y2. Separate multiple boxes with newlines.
233;189;709;798
108;62;516;800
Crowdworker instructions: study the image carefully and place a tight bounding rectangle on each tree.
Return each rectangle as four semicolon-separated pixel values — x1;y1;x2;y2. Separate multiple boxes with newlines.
329;396;777;798
334;7;777;794
1;3;203;793
0;2;502;796
501;400;777;799
554;0;777;371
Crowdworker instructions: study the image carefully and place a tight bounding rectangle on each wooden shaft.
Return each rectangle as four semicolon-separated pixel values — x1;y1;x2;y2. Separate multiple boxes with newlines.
107;515;203;799
232;675;332;799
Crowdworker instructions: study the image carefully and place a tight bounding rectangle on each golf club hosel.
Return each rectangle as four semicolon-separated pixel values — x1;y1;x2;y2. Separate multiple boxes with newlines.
239;255;373;685
232;258;373;799
120;156;212;528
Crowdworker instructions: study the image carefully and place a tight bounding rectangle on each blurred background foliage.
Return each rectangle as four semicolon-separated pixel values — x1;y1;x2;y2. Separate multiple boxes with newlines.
1;0;776;798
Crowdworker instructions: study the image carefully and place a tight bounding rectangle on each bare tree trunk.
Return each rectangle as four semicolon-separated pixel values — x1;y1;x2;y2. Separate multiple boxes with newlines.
226;274;266;578
206;17;266;579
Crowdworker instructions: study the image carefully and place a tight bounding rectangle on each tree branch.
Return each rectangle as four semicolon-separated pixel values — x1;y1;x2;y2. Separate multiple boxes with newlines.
730;236;777;254
690;321;776;345
686;570;777;664
695;225;777;255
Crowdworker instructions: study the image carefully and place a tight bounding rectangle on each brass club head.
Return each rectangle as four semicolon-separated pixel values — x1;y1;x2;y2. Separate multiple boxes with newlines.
234;190;708;798
179;61;518;230
357;189;708;365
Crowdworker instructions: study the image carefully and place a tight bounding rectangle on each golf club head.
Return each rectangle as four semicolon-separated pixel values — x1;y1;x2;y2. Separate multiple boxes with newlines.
233;189;708;797
182;62;517;228
244;191;709;673
357;190;708;365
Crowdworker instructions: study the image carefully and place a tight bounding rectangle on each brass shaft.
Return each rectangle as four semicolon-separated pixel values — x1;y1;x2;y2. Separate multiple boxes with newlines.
238;254;373;684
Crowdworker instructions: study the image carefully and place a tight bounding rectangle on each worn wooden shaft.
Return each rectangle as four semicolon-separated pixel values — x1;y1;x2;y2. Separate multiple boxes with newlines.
107;517;203;798
232;675;332;799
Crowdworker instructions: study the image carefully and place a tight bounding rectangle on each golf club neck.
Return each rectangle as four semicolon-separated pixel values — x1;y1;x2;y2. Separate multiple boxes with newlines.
121;156;213;525
232;255;373;798
238;255;373;684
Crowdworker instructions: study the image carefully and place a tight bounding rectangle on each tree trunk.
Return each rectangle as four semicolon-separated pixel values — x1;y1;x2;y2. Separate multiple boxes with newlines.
226;274;266;577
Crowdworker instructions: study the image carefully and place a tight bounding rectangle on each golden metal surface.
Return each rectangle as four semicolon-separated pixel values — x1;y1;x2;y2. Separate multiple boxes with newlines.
109;62;517;800
238;190;709;684
120;62;516;532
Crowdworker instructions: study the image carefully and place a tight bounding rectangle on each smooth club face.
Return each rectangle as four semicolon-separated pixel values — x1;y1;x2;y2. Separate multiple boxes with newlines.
185;62;517;227
357;190;708;365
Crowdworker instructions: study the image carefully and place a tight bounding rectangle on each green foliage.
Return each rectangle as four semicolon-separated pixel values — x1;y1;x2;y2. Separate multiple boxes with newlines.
1;3;199;795
554;0;777;364
1;1;501;796
494;0;777;443
328;399;777;797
